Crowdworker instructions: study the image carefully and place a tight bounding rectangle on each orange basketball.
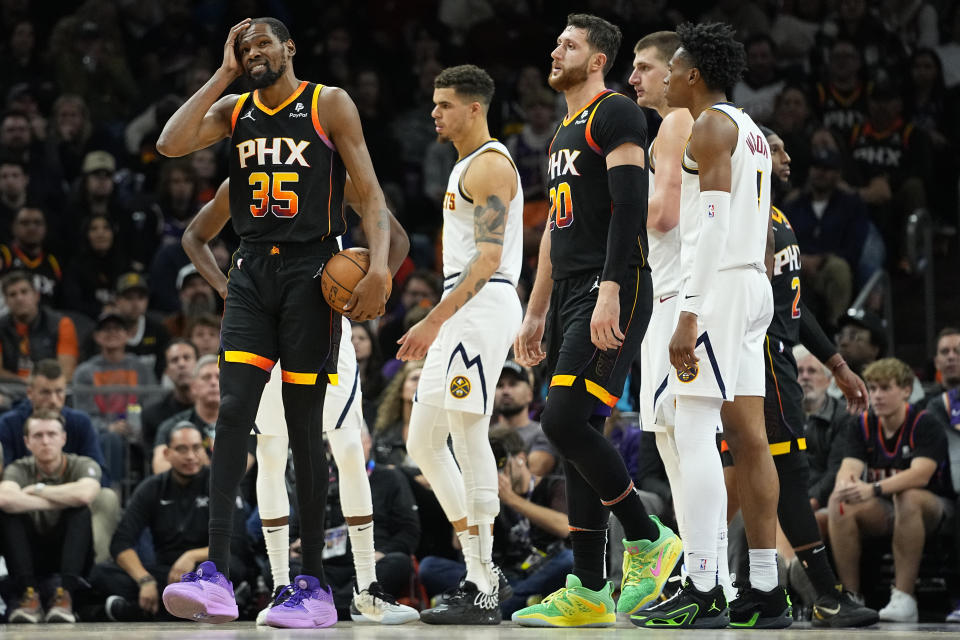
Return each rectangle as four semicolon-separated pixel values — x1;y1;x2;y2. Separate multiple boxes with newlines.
320;247;391;315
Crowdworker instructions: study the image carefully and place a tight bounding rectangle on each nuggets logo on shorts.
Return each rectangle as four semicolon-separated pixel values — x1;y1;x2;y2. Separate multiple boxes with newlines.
449;375;471;399
676;364;699;383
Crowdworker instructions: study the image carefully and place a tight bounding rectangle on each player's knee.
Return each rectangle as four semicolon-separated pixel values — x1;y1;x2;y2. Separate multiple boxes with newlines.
219;390;258;430
474;489;500;520
329;429;365;473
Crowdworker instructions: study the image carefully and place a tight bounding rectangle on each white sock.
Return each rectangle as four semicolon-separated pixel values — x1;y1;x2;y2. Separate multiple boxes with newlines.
477;523;495;594
262;524;290;589
348;523;377;590
717;522;735;601
686;551;718;592
749;549;778;591
458;530;487;592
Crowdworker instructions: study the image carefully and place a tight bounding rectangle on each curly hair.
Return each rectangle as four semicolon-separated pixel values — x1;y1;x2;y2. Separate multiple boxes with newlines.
676;22;746;92
434;64;495;106
373;360;423;434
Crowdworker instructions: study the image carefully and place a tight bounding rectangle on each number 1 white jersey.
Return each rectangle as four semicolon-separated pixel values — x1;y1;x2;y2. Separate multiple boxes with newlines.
678;102;771;280
441;139;523;285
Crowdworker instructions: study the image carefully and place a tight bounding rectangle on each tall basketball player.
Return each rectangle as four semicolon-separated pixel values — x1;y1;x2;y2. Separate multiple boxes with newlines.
397;64;523;625
181;179;419;626
633;22;787;629
512;13;682;628
156;17;392;629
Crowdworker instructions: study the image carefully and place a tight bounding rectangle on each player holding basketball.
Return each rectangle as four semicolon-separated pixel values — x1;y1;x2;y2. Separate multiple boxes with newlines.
395;64;523;625
632;22;786;629
512;14;681;628
716;127;878;627
182;179;419;625
156;17;391;628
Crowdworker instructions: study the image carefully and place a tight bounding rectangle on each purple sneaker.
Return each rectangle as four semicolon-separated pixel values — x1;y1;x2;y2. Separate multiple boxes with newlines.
161;561;238;623
265;574;337;629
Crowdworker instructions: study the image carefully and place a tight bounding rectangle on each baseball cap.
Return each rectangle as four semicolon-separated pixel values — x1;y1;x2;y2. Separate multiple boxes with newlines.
176;264;203;290
810;148;842;170
95;310;126;330
500;360;533;386
838;308;888;356
82;150;116;174
116;272;148;295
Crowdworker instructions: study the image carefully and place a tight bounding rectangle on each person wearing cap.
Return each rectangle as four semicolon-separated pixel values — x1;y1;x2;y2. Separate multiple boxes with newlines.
162;263;218;339
784;147;877;327
0;205;63;307
114;272;170;379
493;360;555;477
71;310;157;484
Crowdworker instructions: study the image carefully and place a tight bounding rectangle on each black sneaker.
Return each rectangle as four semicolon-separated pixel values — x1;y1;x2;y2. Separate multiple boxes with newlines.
104;595;146;622
492;565;513;603
420;581;500;625
630;580;729;629
256;584;295;625
729;583;793;629
811;588;879;628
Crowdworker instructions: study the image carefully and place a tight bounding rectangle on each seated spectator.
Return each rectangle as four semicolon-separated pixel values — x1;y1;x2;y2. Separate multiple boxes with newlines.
72;311;157;482
377;270;441;361
492;360;555;477
732;34;785;125
89;422;249;621
163;264;217;339
372;361;423;468
923;327;960;426
0;206;64;307
0;410;100;623
828;358;955;623
114;272;169;379
811;38;869;144
62;214;130;320
0;157;28;245
186;312;220;357
504;88;555;228
321;423;420;618
419;427;571;618
352;321;385;427
142;339;197;450
0;270;78;381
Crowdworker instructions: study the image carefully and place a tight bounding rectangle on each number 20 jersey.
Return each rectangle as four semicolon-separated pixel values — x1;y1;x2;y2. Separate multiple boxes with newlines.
546;90;648;281
228;81;347;244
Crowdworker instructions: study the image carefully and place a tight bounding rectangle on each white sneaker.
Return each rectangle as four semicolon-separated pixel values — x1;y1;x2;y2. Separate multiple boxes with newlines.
878;587;918;622
350;582;420;624
946;605;960;623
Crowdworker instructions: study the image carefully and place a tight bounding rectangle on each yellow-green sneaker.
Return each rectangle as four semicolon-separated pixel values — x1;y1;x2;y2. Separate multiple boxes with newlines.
512;574;616;628
617;515;683;615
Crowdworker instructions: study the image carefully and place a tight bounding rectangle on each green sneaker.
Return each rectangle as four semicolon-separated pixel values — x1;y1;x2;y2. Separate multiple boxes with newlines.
512;575;616;628
617;515;683;615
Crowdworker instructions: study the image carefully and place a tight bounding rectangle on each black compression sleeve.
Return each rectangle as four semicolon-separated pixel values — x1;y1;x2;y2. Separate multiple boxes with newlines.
799;299;837;363
602;164;648;284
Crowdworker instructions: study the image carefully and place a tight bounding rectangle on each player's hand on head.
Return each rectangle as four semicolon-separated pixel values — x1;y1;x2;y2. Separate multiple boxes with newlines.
514;316;546;367
222;18;252;79
669;312;700;372
344;270;389;322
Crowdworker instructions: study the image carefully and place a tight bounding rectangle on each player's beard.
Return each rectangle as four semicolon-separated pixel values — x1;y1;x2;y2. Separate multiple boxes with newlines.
548;60;589;92
246;60;286;89
771;174;789;207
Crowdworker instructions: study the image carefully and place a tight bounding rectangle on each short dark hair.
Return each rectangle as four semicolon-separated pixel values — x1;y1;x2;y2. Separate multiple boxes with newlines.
938;327;960;342
676;22;746;92
24;409;64;436
489;426;526;468
433;64;495;106
28;359;63;384
634;31;679;64
758;125;777;138
1;269;33;295
167;420;204;446
249;17;291;43
567;13;622;75
187;313;221;334
166;337;200;359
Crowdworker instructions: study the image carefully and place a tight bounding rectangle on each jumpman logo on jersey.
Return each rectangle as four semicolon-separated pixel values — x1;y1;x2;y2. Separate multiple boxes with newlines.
240;108;256;122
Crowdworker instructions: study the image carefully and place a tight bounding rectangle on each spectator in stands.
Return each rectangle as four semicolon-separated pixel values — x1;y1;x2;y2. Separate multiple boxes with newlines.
818;0;905;73
0;206;63;306
0;109;62;206
186;312;220;357
812;39;870;144
4;20;48;92
45;95;100;187
505;88;555;219
732;34;785;125
114;272;169;379
352;321;385;427
700;0;769;40
0;156;28;242
90;422;249;622
922;327;960;426
62;214;129;320
322;423;420;618
372;361;423;468
834;308;886;376
882;0;939;52
142;339;197;451
0;410;101;623
0;271;77;381
770;86;817;192
828;358;954;622
378;270;441;360
936;3;960;88
492;360;555;477
163;264;217;338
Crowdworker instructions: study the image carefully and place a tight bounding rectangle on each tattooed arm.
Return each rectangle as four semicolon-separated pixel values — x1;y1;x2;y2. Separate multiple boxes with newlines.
396;151;516;361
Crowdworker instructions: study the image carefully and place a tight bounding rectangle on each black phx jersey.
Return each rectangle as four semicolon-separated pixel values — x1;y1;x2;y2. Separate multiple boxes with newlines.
229;81;347;244
547;90;648;280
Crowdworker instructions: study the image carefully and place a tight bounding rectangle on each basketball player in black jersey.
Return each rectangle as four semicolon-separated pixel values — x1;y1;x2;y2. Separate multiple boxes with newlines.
513;13;681;627
719;127;878;628
155;17;393;629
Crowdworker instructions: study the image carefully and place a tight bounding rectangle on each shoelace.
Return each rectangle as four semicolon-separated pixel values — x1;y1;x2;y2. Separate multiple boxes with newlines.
624;556;646;585
180;571;201;582
367;586;399;605
539;586;570;605
284;586;314;607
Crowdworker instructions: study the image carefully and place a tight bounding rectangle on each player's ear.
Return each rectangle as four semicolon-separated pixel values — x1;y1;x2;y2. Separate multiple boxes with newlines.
687;67;699;86
286;39;296;57
592;52;606;74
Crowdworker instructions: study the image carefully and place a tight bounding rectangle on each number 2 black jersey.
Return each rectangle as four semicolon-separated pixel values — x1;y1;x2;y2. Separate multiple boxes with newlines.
768;206;802;346
228;81;347;244
547;90;648;281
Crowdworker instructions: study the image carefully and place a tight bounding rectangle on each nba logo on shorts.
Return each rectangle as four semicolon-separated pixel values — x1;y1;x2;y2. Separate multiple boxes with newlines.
707;203;716;218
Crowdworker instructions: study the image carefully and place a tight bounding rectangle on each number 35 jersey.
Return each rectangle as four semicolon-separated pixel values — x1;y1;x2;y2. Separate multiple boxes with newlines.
228;81;347;244
546;89;648;281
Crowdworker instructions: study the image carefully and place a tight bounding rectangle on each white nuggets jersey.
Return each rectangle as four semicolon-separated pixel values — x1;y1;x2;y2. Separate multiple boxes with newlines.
679;103;771;279
442;139;523;285
647;140;682;298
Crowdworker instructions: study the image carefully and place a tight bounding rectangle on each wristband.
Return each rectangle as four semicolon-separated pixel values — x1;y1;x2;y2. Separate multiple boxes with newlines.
138;575;157;586
872;482;883;497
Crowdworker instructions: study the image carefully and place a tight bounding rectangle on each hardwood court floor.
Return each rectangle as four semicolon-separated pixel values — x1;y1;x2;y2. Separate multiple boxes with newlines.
0;621;957;639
